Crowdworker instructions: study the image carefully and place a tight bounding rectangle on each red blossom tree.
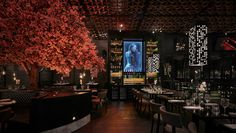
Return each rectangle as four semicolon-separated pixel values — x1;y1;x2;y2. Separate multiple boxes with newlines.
0;0;105;89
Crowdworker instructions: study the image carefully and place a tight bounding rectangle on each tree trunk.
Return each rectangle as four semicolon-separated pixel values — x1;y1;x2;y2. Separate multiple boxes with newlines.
29;65;39;90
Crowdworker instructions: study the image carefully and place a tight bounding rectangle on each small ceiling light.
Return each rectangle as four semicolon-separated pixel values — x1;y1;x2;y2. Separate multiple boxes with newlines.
118;24;124;32
152;31;155;34
159;28;162;32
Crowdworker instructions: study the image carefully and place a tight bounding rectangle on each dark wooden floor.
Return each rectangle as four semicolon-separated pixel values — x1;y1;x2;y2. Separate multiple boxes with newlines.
74;101;151;133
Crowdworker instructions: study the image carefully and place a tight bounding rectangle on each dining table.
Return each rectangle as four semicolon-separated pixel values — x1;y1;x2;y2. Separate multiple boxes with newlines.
0;98;16;109
180;102;236;133
219;124;236;133
141;88;174;99
162;95;236;133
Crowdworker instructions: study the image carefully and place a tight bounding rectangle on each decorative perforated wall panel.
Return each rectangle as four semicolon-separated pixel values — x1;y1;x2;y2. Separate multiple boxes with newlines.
147;57;153;72
189;25;208;66
152;54;159;72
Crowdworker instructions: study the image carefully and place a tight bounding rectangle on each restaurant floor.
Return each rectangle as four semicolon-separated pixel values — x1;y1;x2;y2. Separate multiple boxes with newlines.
74;101;151;133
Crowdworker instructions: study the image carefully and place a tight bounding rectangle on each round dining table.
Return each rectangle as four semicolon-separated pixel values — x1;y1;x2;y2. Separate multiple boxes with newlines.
0;99;16;108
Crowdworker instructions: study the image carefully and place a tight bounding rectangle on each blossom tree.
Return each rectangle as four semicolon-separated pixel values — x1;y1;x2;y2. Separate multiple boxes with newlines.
0;0;105;89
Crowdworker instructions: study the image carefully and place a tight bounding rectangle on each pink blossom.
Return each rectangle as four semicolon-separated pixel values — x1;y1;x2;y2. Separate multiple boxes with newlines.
0;0;105;77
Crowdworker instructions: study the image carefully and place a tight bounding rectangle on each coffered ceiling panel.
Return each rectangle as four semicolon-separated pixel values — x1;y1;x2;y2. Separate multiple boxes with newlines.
76;0;236;39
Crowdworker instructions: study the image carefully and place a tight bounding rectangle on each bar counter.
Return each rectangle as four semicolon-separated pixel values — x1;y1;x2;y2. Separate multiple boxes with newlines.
0;89;92;133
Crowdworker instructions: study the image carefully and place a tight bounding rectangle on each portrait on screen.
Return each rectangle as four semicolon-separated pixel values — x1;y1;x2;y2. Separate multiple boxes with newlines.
123;41;143;72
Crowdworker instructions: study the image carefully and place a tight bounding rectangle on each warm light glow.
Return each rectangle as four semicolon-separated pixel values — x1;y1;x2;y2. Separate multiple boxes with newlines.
16;79;20;85
72;116;76;120
13;73;16;77
2;71;6;75
118;24;124;32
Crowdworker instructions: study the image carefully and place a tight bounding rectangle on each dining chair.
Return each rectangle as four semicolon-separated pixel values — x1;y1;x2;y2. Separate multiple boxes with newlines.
0;107;15;133
92;89;108;115
210;90;221;103
160;106;197;133
150;100;162;133
138;92;150;114
131;89;139;110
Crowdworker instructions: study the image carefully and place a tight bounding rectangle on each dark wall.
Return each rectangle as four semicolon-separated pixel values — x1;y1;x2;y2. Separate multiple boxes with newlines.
1;32;234;89
0;33;184;89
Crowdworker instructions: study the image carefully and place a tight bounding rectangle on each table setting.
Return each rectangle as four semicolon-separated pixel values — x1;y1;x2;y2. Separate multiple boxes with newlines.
0;98;16;107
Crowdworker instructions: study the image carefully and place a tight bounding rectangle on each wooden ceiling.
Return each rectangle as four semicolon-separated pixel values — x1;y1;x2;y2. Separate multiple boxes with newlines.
76;0;236;39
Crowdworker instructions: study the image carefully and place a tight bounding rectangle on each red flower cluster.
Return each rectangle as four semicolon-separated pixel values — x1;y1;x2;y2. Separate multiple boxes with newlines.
0;0;105;77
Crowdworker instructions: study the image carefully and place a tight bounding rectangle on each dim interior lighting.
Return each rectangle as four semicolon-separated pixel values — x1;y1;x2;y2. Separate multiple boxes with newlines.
152;27;163;33
118;24;124;32
72;116;76;120
189;24;208;66
13;77;16;81
83;72;86;77
13;72;16;77
2;71;6;75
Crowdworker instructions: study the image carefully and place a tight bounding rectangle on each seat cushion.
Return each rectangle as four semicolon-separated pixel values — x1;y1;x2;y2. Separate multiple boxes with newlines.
164;124;189;133
188;122;197;133
92;98;100;104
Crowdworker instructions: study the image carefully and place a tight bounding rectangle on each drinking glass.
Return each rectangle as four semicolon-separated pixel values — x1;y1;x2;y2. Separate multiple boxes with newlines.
192;93;199;106
212;104;220;116
73;85;77;90
205;94;210;103
186;99;191;106
220;98;230;116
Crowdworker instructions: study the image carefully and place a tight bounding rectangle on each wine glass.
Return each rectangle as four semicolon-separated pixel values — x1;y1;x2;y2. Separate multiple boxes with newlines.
192;93;199;106
212;104;220;116
186;99;191;106
220;98;230;116
205;94;210;103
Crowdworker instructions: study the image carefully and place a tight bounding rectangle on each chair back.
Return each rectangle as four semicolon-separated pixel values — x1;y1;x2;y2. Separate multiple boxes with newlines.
150;99;162;114
173;91;185;99
160;106;183;128
98;89;108;99
210;90;221;102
